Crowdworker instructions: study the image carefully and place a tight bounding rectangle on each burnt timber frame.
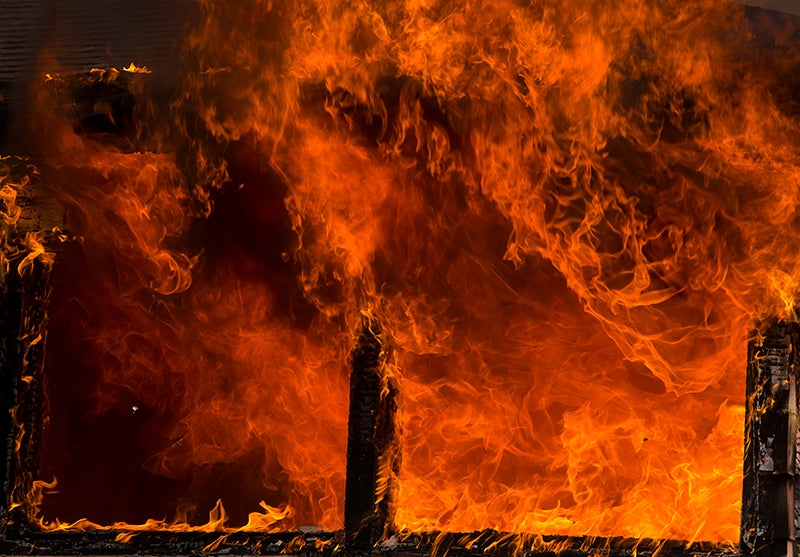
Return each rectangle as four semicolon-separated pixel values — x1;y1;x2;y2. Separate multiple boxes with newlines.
3;7;800;547
0;228;739;557
0;119;743;557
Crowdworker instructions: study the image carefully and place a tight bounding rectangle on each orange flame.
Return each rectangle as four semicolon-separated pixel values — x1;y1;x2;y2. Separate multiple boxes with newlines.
10;0;800;543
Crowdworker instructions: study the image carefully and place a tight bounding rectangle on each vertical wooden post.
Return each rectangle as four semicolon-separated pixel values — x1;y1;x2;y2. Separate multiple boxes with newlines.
0;157;65;533
0;255;23;535
5;257;53;530
345;317;399;549
742;321;799;557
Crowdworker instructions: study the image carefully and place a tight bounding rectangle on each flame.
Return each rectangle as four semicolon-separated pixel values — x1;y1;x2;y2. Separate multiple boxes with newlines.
8;0;800;544
0;158;59;274
122;63;152;74
18;477;287;534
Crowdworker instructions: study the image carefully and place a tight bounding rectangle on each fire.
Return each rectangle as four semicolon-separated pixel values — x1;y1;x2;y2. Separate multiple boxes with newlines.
6;0;800;545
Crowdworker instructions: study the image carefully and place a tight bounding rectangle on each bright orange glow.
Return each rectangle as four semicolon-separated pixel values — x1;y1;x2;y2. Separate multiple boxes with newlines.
8;0;800;544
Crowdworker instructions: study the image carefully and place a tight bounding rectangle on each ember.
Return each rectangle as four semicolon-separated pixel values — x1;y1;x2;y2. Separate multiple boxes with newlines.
1;0;799;550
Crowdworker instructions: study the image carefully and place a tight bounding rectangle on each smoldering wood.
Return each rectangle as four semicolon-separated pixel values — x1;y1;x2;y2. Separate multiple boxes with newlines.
741;322;800;557
345;318;399;549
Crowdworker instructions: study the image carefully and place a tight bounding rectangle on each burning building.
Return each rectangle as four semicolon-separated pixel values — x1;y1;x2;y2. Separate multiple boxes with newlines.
0;0;799;555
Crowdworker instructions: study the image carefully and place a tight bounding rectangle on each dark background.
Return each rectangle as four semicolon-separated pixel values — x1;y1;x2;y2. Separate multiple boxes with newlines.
0;0;193;83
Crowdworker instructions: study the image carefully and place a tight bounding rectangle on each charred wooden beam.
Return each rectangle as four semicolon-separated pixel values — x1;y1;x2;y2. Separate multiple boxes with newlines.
6;255;53;530
0;248;22;536
0;157;66;533
345;317;399;549
0;527;738;557
741;321;800;557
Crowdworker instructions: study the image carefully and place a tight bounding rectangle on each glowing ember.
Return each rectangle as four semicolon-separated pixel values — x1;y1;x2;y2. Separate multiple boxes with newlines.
7;0;800;544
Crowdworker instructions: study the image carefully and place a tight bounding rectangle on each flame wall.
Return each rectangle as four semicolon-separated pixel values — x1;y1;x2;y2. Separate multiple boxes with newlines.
20;0;800;543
